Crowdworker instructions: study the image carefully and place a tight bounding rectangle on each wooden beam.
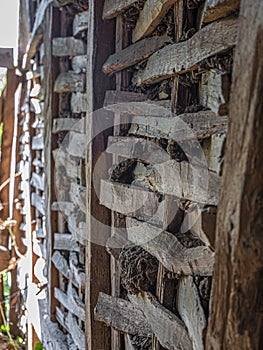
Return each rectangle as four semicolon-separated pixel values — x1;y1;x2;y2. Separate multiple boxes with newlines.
54;72;85;93
73;11;89;37
52;117;85;133
54;233;80;251
132;0;176;43
70;92;88;113
126;217;214;276
72;56;88;73
103;35;171;74
129;292;193;350
52;37;85;57
0;48;13;68
103;90;147;106
201;0;240;24
206;1;263;348
135;17;237;85
103;0;139;19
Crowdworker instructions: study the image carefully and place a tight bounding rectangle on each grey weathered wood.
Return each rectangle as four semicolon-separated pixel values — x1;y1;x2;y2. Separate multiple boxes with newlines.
103;0;139;19
32;134;44;150
103;35;171;74
132;0;176;43
52;37;85;57
69;182;86;213
67;215;87;245
70;92;88;113
42;314;69;350
177;276;207;350
54;233;80;252
54;71;85;93
52;118;85;133
103;90;147;107
31;192;45;215
51;201;74;216
73;11;89;37
72;55;87;73
126;217;214;276
129;292;193;350
94;292;152;336
53;148;80;179
200;70;230;116
54;283;85;321
203;132;226;175
68;312;85;349
135;17;237;85
67;131;86;158
30;172;44;191
69;252;86;293
201;0;240;24
105;101;172;117
0;48;13;68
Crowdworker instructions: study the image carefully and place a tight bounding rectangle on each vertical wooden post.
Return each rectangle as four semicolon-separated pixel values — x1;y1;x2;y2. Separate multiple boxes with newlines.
206;1;263;349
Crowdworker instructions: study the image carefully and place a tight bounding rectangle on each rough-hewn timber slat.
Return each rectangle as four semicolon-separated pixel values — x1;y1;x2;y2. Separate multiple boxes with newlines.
72;55;87;73
51;201;75;216
135;17;237;85
103;34;171;74
31;192;45;215
53;148;80;179
132;0;176;42
67;215;87;245
41;313;69;350
52;37;85;56
54;233;80;252
94;292;152;336
126;217;214;276
67;312;85;349
67;131;86;158
177;276;207;350
69;182;86;214
30;172;44;191
32;134;44;150
201;0;240;24
104;101;172;117
129;292;193;350
103;90;147;107
70;92;88;113
54;283;85;321
52;118;85;133
103;0;139;19
54;71;85;93
73;11;89;37
51;251;80;289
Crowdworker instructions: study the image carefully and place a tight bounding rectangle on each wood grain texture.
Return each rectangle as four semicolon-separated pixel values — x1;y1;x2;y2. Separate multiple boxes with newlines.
135;17;237;85
52;37;85;56
103;90;147;106
52;118;85;133
202;0;240;24
54;71;85;93
206;1;263;349
103;0;139;19
73;11;89;37
132;0;176;43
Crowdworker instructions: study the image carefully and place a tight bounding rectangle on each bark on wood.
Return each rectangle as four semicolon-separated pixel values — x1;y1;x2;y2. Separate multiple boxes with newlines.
72;55;87;73
71;92;88;113
126;217;214;276
135;18;237;85
103;0;139;19
177;276;207;350
201;0;240;24
103;90;147;107
54;71;85;93
103;35;171;74
0;48;13;68
129;292;193;350
132;0;176;43
52;37;85;57
54;233;80;251
73;11;89;37
52;118;85;133
94;292;152;336
206;1;263;349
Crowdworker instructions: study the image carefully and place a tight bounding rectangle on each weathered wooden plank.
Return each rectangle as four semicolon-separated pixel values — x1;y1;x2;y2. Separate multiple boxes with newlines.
32;134;44;150
103;90;147;107
200;70;230;116
69;252;86;292
177;276;207;350
201;0;240;24
135;17;237;85
54;233;80;251
70;92;88;113
95;292;152;337
67;131;86;158
73;11;89;37
103;0;139;19
52;117;85;133
0;48;13;68
202;132;226;175
67;312;85;349
72;55;87;73
126;217;214;276
51;201;74;216
31;192;45;215
53;148;80;179
54;71;85;93
41;314;69;350
30;172;44;191
67;215;87;245
132;0;175;42
103;35;171;74
69;182;86;213
129;292;193;350
54;283;85;321
52;37;85;56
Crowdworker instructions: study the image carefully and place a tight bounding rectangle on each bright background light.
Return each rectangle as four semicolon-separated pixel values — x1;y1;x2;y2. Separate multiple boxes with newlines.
0;0;19;65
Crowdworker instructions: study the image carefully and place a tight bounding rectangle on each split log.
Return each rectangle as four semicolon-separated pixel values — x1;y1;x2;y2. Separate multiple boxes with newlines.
94;292;152;336
54;71;85;93
103;0;139;19
30;172;44;191
104;101;172;117
73;11;89;37
32;134;44;150
135;17;237;85
103;35;171;74
177;276;207;350
31;192;45;215
54;233;80;252
103;90;147;107
200;70;230;116
0;48;13;68
132;0;176;43
201;0;240;24
72;55;87;73
70;92;88;113
69;182;86;213
202;132;226;175
129;292;193;350
126;217;214;276
52;37;85;57
54;283;85;321
67;131;86;158
52;118;85;133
